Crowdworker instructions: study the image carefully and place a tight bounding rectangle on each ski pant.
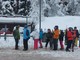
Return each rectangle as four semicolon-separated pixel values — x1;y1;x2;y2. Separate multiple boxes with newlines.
72;39;75;51
53;39;58;50
59;40;64;49
23;39;28;50
65;36;68;45
75;37;78;46
50;39;53;49
39;39;43;48
45;39;52;48
34;39;39;49
66;40;73;50
15;39;19;49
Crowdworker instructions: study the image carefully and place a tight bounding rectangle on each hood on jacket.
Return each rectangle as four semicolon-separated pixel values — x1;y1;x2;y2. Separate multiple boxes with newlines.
24;25;28;28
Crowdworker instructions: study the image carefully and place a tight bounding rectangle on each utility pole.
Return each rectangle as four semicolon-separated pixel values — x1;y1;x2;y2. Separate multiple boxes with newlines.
4;25;7;40
16;0;19;14
24;0;27;16
39;0;41;31
72;0;75;15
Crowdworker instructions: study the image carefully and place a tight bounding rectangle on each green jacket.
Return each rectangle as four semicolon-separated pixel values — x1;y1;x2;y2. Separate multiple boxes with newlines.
13;29;20;40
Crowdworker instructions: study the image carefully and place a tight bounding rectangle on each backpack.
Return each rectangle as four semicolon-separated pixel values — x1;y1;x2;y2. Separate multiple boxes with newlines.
26;29;30;39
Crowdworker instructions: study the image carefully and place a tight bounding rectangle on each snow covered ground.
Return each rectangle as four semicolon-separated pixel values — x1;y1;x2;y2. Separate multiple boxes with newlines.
0;35;80;58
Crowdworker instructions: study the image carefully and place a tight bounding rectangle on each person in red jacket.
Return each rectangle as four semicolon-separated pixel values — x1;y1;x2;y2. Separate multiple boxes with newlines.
66;27;73;52
72;29;77;52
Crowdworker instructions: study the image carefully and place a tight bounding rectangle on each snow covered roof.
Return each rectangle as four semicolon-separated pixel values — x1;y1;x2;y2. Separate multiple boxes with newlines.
0;17;27;23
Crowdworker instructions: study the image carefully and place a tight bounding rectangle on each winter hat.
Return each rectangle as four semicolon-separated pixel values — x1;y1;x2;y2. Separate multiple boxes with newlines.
74;27;77;29
69;27;73;31
16;26;19;29
54;25;58;29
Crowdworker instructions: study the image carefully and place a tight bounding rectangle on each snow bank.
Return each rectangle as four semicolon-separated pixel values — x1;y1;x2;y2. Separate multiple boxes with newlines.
36;16;80;31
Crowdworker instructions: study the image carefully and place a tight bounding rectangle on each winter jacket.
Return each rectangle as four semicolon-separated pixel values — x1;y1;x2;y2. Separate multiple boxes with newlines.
39;30;43;39
13;29;20;40
31;30;39;39
67;31;73;40
74;30;79;38
59;31;64;41
46;32;53;40
23;28;30;40
53;29;60;39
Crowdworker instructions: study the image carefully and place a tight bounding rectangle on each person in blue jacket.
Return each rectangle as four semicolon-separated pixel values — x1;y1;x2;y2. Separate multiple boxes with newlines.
23;25;30;51
39;29;43;48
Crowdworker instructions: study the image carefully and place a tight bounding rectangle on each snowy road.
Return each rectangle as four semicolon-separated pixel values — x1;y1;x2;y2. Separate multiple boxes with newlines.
0;47;80;60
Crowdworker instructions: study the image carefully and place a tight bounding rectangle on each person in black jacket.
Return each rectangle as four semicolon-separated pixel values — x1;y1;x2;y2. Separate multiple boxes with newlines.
45;29;53;49
74;27;79;46
59;30;64;50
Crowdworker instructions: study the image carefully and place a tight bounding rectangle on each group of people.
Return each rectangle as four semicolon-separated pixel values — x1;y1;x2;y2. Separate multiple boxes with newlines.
13;25;80;52
65;27;79;52
13;25;30;51
45;26;80;52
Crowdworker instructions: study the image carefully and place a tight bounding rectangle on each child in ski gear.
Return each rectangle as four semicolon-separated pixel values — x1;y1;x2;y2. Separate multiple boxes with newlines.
31;28;39;50
39;29;43;48
45;29;53;49
59;30;64;50
13;26;20;50
23;25;30;51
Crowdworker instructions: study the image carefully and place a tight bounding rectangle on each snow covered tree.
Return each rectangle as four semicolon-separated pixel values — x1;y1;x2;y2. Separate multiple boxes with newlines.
0;1;3;15
0;0;31;16
2;1;14;16
0;0;80;17
75;0;80;15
